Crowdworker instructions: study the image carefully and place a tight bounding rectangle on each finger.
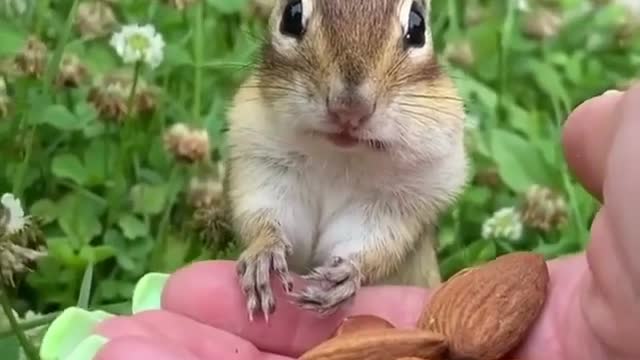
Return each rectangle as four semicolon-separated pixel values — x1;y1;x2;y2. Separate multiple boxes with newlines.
576;83;640;358
583;210;640;354
95;310;283;359
92;334;290;360
513;254;592;359
161;260;429;357
95;336;199;360
562;90;625;201
604;86;640;286
602;83;640;293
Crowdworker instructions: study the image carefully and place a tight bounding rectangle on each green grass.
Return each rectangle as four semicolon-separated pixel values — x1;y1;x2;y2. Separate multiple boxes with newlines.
0;0;639;357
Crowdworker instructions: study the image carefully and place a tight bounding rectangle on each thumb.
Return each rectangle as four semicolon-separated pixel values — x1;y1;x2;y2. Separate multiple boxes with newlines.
601;83;640;290
582;83;640;358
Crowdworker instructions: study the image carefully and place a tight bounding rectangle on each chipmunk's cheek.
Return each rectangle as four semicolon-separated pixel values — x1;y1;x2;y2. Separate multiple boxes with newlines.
368;108;404;140
281;97;326;132
366;122;394;144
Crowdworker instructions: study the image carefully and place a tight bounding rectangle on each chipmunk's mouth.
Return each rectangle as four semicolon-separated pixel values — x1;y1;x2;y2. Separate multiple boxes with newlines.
309;130;387;151
326;132;360;148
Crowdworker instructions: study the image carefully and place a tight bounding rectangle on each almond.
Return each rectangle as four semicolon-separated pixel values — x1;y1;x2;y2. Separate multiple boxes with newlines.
299;328;448;360
417;252;549;360
333;315;395;337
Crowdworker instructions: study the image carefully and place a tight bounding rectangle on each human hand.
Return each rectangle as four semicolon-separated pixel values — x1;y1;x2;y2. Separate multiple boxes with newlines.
40;85;640;360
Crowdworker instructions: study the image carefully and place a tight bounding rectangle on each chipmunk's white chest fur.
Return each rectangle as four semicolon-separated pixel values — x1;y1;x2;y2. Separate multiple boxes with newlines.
229;122;466;275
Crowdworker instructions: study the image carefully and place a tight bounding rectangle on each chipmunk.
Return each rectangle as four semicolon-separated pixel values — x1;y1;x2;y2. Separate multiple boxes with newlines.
225;0;468;321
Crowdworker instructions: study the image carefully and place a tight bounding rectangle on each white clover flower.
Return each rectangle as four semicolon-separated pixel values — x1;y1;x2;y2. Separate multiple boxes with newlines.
481;207;523;242
1;193;28;235
109;24;165;69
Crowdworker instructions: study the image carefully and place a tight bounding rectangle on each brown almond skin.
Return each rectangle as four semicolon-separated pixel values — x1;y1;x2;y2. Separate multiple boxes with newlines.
417;252;549;360
333;315;395;337
299;328;448;360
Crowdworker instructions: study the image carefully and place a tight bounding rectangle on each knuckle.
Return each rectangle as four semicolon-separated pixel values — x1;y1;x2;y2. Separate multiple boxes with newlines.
266;303;275;314
257;280;270;293
242;281;255;293
273;259;288;272
263;296;275;309
247;297;259;310
256;264;271;281
236;263;247;275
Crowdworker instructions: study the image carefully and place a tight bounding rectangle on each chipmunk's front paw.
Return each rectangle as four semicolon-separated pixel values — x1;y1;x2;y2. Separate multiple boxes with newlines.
236;241;293;322
292;257;362;316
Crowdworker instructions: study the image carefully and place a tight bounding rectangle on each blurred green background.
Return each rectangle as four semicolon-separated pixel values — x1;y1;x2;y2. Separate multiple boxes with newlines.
0;0;639;358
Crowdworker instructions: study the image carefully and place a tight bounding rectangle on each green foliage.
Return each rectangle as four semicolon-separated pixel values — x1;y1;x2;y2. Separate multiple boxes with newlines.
0;0;639;354
431;0;639;277
0;0;259;313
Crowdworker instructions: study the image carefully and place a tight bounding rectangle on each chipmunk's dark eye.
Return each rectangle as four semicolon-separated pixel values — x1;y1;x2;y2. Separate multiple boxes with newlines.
405;2;425;48
280;0;305;38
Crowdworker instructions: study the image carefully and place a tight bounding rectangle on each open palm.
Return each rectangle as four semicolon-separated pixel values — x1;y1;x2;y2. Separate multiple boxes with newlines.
93;87;640;360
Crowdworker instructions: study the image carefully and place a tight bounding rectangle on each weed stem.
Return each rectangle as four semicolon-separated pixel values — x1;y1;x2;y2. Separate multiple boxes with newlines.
0;281;40;360
192;2;204;124
127;61;143;118
0;301;132;339
43;0;81;97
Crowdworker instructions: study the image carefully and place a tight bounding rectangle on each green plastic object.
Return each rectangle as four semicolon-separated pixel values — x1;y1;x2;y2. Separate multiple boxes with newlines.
39;272;169;360
66;335;109;360
131;273;170;314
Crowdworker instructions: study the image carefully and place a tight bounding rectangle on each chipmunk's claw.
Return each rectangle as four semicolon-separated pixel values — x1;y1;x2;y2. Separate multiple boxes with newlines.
237;241;293;322
292;257;361;316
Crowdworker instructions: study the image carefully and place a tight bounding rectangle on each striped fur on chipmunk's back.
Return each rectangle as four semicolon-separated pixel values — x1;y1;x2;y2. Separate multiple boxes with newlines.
224;0;469;321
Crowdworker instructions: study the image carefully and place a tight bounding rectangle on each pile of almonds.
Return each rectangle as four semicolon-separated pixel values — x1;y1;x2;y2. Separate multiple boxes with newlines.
300;252;549;360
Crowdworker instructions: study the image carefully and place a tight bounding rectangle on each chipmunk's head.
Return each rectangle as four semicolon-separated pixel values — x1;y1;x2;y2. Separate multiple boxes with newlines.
256;0;465;161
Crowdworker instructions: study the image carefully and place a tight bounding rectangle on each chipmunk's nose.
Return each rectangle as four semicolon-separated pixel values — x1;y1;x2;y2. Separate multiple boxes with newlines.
327;95;374;130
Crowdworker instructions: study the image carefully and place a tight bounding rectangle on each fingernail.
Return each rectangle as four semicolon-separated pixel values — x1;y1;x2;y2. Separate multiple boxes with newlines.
40;307;110;360
602;89;622;97
66;335;109;360
131;272;170;313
